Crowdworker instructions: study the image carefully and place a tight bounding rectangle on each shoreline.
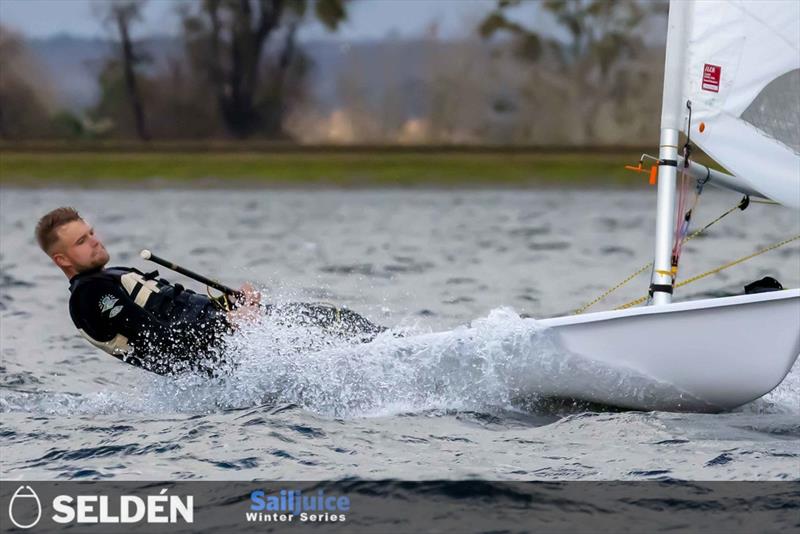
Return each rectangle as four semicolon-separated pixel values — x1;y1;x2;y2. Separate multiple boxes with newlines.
0;147;719;188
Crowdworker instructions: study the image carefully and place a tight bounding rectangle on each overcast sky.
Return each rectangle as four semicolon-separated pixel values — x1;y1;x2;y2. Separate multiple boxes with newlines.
0;0;517;41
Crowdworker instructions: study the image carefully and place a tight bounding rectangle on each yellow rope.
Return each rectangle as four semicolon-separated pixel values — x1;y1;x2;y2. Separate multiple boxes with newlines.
614;294;649;310
573;262;652;314
573;199;746;315
615;234;800;310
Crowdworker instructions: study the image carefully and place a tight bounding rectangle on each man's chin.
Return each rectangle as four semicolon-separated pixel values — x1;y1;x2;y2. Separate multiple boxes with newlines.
79;256;109;272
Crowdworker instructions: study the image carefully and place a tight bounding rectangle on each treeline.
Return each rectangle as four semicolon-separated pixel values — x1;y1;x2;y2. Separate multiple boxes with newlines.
0;0;668;145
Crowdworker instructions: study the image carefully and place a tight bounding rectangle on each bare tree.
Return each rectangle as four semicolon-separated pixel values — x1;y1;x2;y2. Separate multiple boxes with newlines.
182;0;347;138
95;0;151;140
0;26;56;139
480;0;667;144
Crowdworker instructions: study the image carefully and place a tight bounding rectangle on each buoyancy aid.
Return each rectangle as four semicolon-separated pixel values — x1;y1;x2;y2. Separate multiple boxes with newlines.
69;266;225;357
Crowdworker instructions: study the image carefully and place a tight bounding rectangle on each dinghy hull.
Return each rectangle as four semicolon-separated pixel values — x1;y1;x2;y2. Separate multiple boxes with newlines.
536;289;800;412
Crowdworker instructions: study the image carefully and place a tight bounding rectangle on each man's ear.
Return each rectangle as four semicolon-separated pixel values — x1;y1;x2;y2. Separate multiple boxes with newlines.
52;252;70;269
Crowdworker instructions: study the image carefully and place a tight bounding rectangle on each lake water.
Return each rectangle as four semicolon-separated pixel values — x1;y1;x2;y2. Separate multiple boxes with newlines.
1;188;798;481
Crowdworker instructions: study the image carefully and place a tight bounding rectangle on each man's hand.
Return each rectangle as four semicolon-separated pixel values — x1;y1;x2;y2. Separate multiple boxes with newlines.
226;282;262;326
236;282;261;307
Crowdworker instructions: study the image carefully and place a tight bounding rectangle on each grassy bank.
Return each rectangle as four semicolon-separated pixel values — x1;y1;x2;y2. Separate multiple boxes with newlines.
0;147;685;188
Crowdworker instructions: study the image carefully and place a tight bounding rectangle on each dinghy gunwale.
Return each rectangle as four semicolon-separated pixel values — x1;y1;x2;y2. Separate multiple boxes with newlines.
539;288;800;328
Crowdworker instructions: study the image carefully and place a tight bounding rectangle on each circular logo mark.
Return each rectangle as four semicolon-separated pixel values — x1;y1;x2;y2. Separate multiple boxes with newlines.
8;485;42;529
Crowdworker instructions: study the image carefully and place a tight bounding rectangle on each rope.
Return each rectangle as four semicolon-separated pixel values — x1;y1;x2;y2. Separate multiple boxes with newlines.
688;196;748;237
615;233;800;310
670;100;697;274
573;197;749;314
573;262;652;314
614;295;648;310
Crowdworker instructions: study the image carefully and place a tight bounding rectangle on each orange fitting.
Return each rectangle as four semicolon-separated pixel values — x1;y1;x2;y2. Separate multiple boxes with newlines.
624;163;658;186
624;164;645;172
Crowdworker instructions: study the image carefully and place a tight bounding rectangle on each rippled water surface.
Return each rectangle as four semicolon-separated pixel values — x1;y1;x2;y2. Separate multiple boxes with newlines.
1;188;798;481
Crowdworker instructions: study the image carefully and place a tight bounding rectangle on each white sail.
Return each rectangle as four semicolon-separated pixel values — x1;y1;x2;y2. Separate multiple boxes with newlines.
664;0;800;209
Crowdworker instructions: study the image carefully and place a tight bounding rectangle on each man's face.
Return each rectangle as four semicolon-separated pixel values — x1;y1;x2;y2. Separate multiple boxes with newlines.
51;219;110;273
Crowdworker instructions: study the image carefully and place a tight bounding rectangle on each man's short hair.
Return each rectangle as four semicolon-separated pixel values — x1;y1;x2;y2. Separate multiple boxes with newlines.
35;207;82;255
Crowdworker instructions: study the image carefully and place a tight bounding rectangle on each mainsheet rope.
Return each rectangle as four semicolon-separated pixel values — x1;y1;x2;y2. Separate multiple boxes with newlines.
615;233;800;310
572;195;792;315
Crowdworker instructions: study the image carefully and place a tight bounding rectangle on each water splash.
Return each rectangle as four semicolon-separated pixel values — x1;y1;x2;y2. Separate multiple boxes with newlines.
737;359;800;415
1;308;560;417
213;307;542;417
2;308;797;418
131;307;716;417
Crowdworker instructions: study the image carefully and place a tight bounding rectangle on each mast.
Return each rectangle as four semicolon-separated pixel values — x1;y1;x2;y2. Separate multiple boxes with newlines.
651;0;691;306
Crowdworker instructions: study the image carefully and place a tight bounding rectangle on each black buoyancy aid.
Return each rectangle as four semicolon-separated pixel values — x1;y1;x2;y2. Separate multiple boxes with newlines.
69;266;225;357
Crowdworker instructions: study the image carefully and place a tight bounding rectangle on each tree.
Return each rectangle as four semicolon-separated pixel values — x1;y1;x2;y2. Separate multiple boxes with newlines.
181;0;347;138
479;0;667;144
0;26;56;139
95;0;151;140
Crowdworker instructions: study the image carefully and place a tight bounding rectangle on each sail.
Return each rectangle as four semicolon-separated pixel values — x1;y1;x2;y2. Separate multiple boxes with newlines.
664;0;800;208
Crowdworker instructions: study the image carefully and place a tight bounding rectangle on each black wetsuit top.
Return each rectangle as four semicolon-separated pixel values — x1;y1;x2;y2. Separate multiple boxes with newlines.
69;267;387;377
68;266;229;376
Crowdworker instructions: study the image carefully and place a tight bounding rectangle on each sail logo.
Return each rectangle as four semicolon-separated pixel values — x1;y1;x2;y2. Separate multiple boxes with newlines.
702;64;722;92
8;485;42;529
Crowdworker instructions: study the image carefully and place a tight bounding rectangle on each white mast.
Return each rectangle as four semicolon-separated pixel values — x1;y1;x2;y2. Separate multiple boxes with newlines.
651;0;691;306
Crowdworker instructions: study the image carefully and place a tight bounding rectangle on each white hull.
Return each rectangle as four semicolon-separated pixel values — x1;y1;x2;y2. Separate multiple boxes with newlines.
530;289;800;412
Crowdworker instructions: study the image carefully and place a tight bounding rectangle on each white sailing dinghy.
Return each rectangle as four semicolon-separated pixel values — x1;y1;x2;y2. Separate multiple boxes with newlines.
509;0;799;412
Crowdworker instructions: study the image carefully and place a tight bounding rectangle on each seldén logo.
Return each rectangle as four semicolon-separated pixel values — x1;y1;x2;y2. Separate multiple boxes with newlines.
8;486;42;529
7;485;194;527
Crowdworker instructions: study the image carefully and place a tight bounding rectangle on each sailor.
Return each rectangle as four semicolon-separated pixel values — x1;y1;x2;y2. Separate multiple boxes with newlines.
36;207;384;377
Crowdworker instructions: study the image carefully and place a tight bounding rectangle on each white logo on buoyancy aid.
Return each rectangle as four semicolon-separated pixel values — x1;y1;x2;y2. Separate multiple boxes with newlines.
99;294;118;313
99;294;124;318
120;271;161;307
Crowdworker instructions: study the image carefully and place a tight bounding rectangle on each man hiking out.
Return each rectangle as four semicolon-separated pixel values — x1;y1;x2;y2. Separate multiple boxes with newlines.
36;207;384;376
